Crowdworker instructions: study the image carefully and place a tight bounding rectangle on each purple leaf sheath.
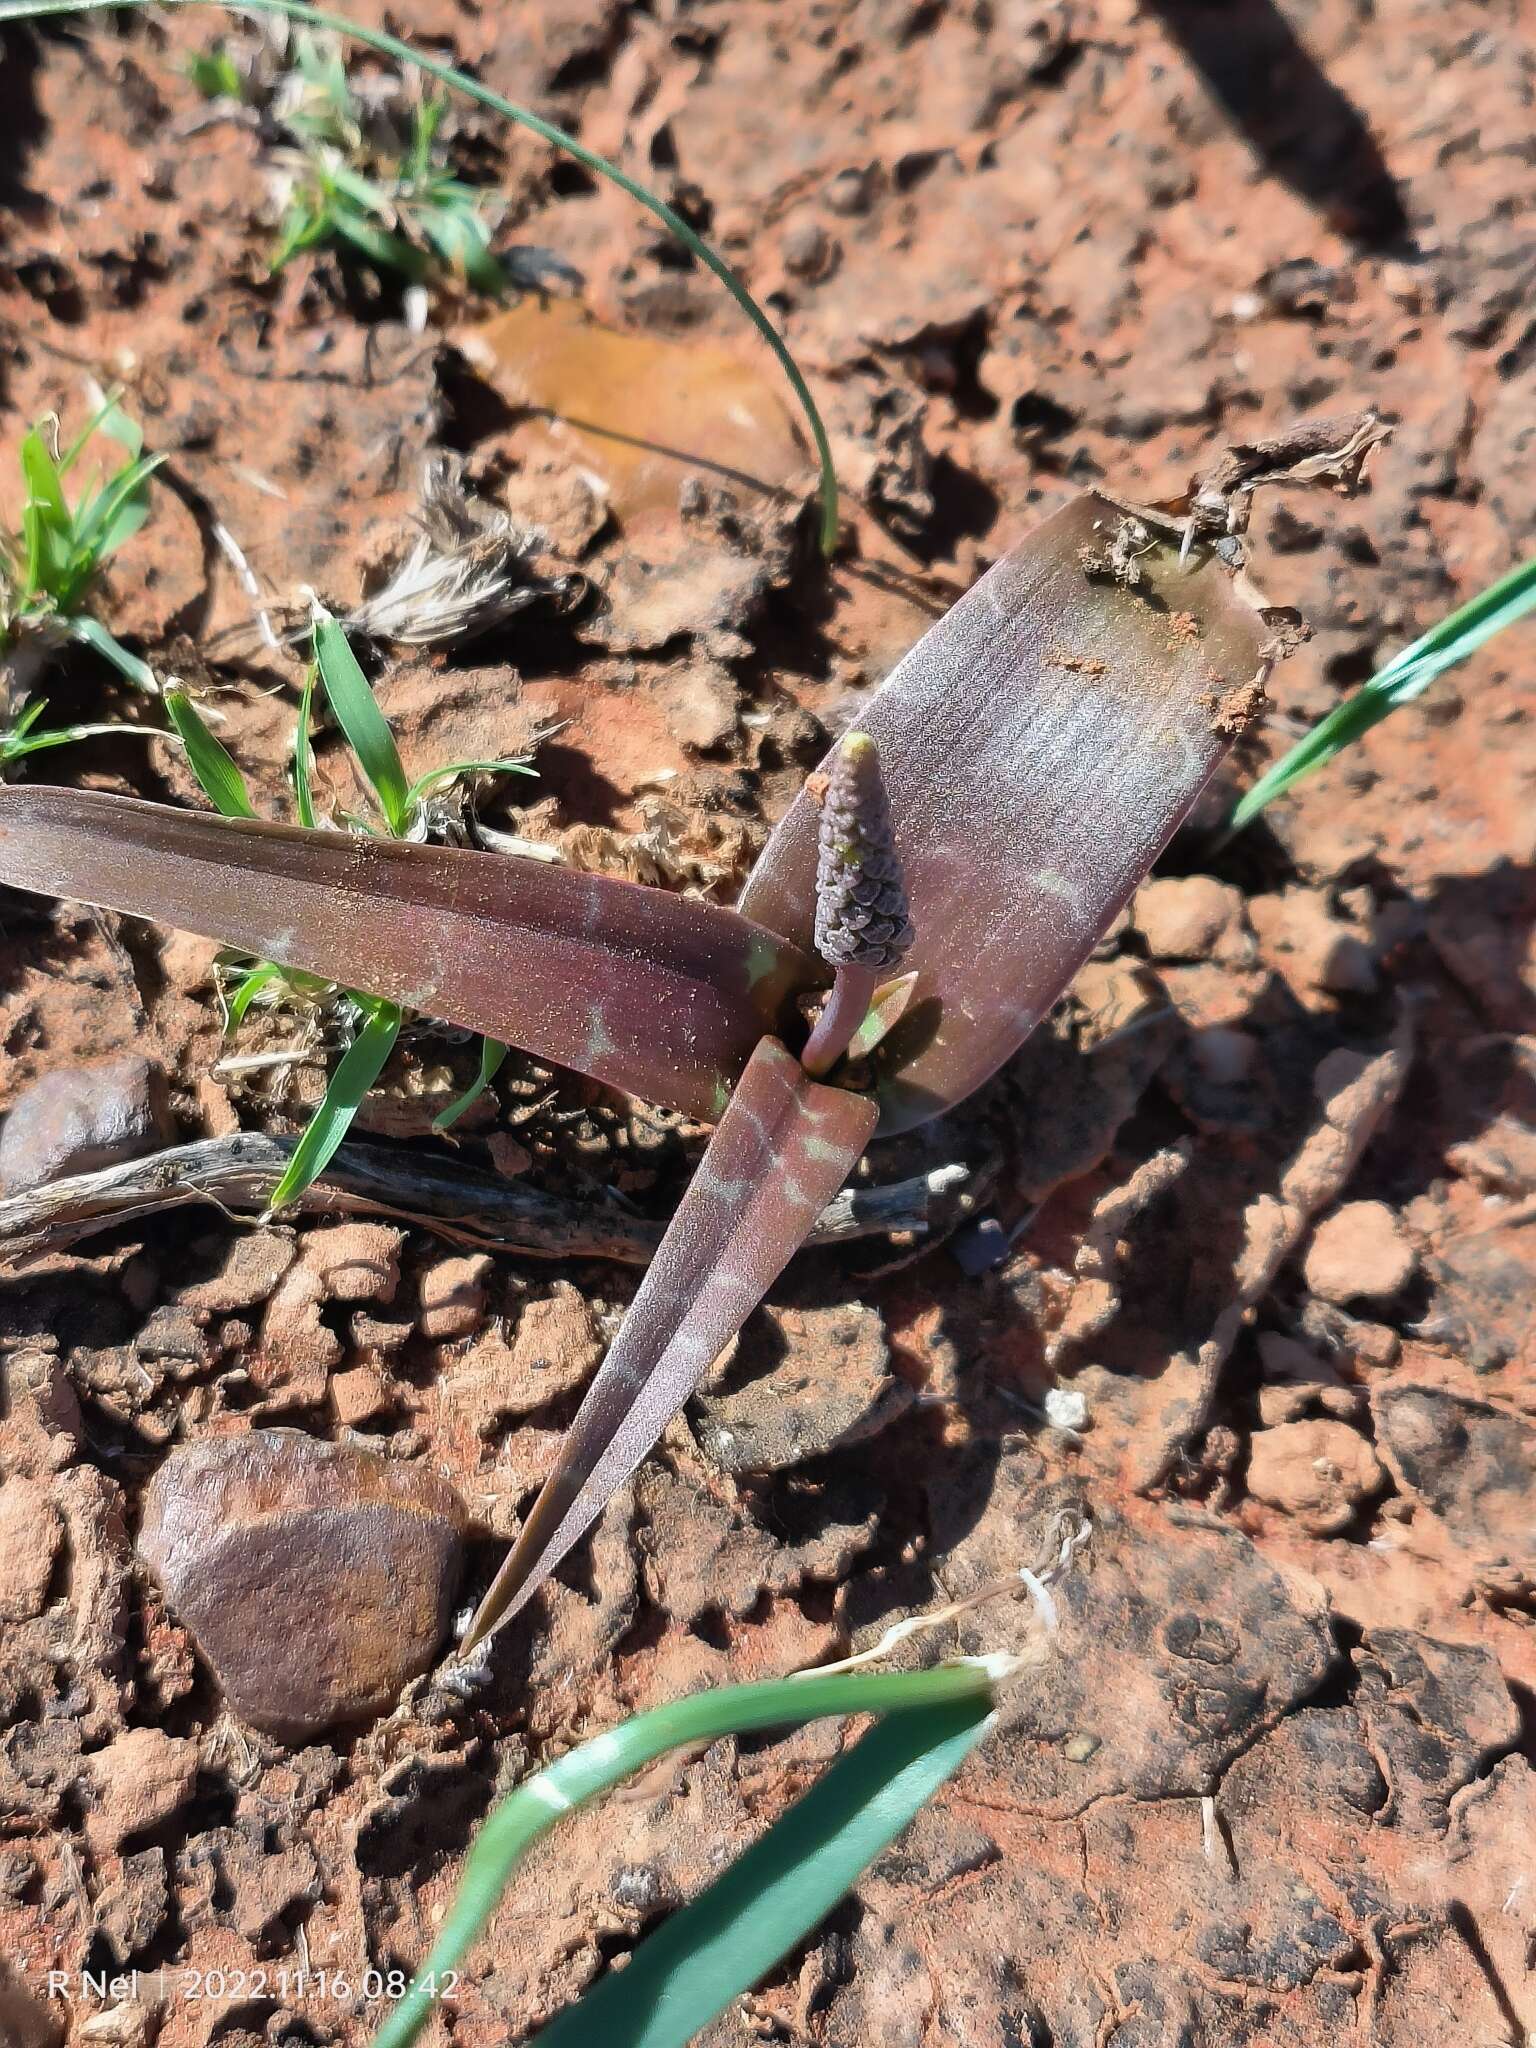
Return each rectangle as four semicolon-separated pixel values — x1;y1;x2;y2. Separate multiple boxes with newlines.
461;1035;877;1650
740;493;1272;1131
0;787;820;1122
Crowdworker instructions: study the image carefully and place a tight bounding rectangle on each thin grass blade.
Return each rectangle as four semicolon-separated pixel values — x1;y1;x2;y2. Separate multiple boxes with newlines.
19;426;68;595
404;758;535;810
534;1699;992;2048
312;611;412;833
1231;552;1536;827
1;712;144;763
164;689;257;819
223;958;286;1031
263;995;403;1214
432;1037;508;1131
461;1036;877;1651
70;451;164;565
329;207;430;282
291;662;318;827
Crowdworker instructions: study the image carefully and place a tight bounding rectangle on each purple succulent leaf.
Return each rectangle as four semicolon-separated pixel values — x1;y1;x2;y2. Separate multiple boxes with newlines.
461;1035;877;1650
740;493;1273;1131
0;786;821;1121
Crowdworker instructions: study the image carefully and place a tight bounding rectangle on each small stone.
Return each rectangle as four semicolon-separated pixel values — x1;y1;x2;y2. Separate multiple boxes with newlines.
331;1364;394;1428
1246;1419;1385;1535
782;217;837;280
0;1477;62;1621
256;1263;342;1400
94;1846;169;1964
824;165;877;215
0;1350;81;1477
86;1727;200;1852
352;1310;413;1359
1045;1387;1089;1432
1249;888;1377;1001
0;1056;173;1196
509;1282;603;1404
180;1234;297;1315
1063;1732;1101;1763
1304;1201;1417;1306
300;1222;403;1304
487;1132;531;1178
1132;875;1245;962
138;1429;467;1738
418;1254;491;1342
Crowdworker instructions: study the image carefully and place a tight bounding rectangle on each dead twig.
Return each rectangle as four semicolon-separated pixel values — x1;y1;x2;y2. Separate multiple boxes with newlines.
0;1130;992;1269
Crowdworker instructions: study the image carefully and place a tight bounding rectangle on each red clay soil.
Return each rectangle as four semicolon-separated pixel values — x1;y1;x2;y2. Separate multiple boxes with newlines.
1;1;1533;2044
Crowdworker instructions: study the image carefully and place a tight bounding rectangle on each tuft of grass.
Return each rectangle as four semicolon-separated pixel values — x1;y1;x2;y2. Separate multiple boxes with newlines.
168;613;534;1212
264;36;506;294
0;0;841;554
369;1661;1001;2048
1231;553;1536;829
0;393;162;708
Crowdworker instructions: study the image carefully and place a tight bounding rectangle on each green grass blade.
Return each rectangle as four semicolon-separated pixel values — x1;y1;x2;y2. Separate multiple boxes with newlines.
312;611;412;834
292;661;318;827
164;688;257;818
325;159;396;218
328;205;431;281
70;451;164;566
413;201;504;295
535;1700;992;2048
1370;552;1536;697
86;387;146;462
0;0;841;556
403;757;536;810
271;197;330;270
19;426;68;595
186;45;243;97
223;958;284;1031
368;1661;998;2048
262;995;403;1215
63;615;158;692
1;709;146;764
432;1037;508;1131
1232;553;1536;830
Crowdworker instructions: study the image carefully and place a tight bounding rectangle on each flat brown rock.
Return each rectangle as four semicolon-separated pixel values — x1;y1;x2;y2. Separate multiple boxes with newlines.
138;1430;467;1739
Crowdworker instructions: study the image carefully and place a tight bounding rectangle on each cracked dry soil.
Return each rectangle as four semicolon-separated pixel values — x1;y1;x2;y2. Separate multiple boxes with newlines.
2;0;1535;2043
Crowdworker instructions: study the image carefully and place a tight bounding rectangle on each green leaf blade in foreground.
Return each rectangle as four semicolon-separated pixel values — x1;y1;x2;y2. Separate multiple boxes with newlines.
1231;552;1536;828
263;995;402;1214
165;690;257;819
312;613;412;834
535;1698;992;2048
368;1662;998;2048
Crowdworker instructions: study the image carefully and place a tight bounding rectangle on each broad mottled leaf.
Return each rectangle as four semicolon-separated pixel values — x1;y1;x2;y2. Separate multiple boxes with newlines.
0;787;820;1121
462;1036;877;1648
740;494;1272;1131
